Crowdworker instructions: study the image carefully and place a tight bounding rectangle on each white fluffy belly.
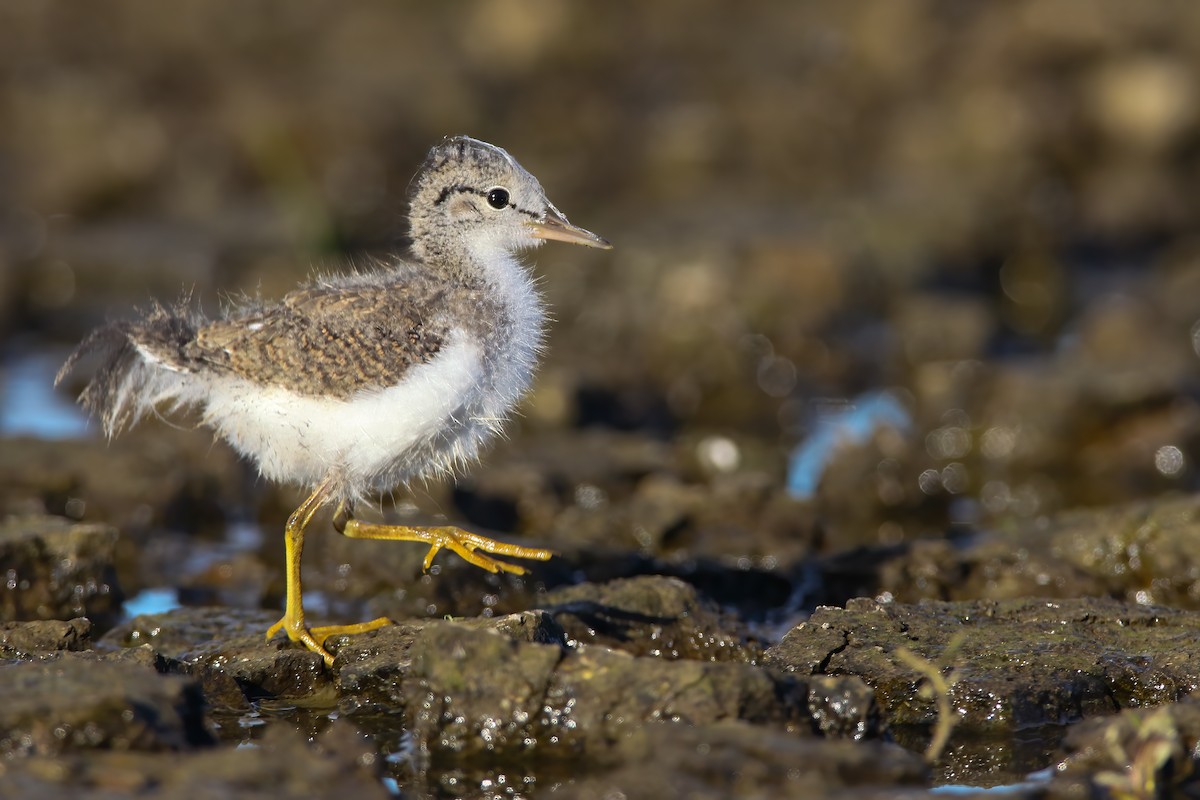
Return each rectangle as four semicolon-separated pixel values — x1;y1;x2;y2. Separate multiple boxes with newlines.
198;336;486;492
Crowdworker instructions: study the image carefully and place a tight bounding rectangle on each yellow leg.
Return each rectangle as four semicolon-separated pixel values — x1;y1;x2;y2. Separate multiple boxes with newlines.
265;484;554;668
264;480;391;667
341;519;554;575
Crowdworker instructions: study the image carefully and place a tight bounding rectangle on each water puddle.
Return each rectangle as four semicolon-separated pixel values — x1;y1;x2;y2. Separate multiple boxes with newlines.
122;586;183;617
787;390;911;499
0;348;91;439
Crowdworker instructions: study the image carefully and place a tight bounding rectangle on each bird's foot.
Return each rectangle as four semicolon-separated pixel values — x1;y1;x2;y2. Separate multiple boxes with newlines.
417;526;555;574
342;520;554;575
265;614;392;668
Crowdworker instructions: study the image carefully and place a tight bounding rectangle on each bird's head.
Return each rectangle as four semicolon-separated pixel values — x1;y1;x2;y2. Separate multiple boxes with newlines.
409;135;610;263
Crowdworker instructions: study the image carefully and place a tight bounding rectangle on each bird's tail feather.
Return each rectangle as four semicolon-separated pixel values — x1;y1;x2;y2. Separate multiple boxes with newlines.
55;301;202;437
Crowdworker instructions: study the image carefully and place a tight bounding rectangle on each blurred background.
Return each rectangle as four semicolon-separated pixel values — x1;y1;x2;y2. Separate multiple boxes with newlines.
3;1;1200;610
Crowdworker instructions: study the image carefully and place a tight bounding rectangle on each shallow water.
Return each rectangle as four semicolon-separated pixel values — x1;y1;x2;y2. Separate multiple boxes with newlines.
0;350;90;439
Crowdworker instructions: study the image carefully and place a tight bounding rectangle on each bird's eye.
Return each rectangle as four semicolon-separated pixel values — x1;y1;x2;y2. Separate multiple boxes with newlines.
486;188;510;209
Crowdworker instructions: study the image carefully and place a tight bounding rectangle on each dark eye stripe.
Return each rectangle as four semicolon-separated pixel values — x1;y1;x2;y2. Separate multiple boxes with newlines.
433;184;476;206
431;183;538;219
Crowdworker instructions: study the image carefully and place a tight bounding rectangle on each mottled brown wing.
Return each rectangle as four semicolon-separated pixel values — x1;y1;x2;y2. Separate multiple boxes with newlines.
188;284;447;399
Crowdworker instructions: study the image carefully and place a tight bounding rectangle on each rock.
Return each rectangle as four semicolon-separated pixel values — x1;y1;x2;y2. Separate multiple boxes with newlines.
333;611;566;706
96;603;884;763
0;515;122;629
542;575;761;662
0;652;211;757
397;619;568;756
871;494;1200;609
0;435;240;537
102;606;333;708
544;645;807;743
390;621;831;759
874;536;1104;605
0;617;92;658
765;597;1200;741
335;614;885;758
1042;495;1200;608
0;719;389;799
1052;697;1200;798
806;675;882;741
562;721;929;800
892;292;995;364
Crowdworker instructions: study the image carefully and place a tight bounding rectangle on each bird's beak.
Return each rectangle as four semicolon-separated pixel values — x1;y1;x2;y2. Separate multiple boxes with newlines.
527;205;612;249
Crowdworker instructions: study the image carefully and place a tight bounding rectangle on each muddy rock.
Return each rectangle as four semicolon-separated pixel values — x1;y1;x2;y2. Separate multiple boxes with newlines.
1051;697;1200;798
0;617;92;658
395;620;568;756
892;293;996;366
1044;495;1200;608
765;597;1200;739
805;674;882;741
0;434;242;536
653;470;819;569
333;611;566;707
88;602;886;765
0;651;211;757
0;434;261;610
334;612;880;758
874;536;1105;605
541;644;809;745
556;721;930;800
0;719;389;800
902;347;1200;521
873;494;1200;609
330;607;875;754
99;607;569;713
452;433;818;569
449;431;675;542
102;606;333;707
542;574;761;662
0;515;123;629
395;621;812;758
811;427;948;554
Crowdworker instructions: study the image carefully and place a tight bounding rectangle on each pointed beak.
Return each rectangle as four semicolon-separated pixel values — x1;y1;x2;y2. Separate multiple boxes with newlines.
527;205;612;249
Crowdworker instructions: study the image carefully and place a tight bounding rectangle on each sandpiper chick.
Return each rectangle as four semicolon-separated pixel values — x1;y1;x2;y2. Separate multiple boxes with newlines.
57;135;611;666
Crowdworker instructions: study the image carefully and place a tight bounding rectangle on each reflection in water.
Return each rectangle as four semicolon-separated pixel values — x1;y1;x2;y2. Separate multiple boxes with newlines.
123;586;182;617
787;391;911;499
0;350;91;439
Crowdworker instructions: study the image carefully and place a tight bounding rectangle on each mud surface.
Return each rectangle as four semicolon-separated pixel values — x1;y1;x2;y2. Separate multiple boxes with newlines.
6;3;1200;798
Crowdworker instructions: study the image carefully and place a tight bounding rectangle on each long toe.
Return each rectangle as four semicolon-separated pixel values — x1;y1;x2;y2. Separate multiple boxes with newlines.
459;533;554;561
433;527;553;572
309;617;393;643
